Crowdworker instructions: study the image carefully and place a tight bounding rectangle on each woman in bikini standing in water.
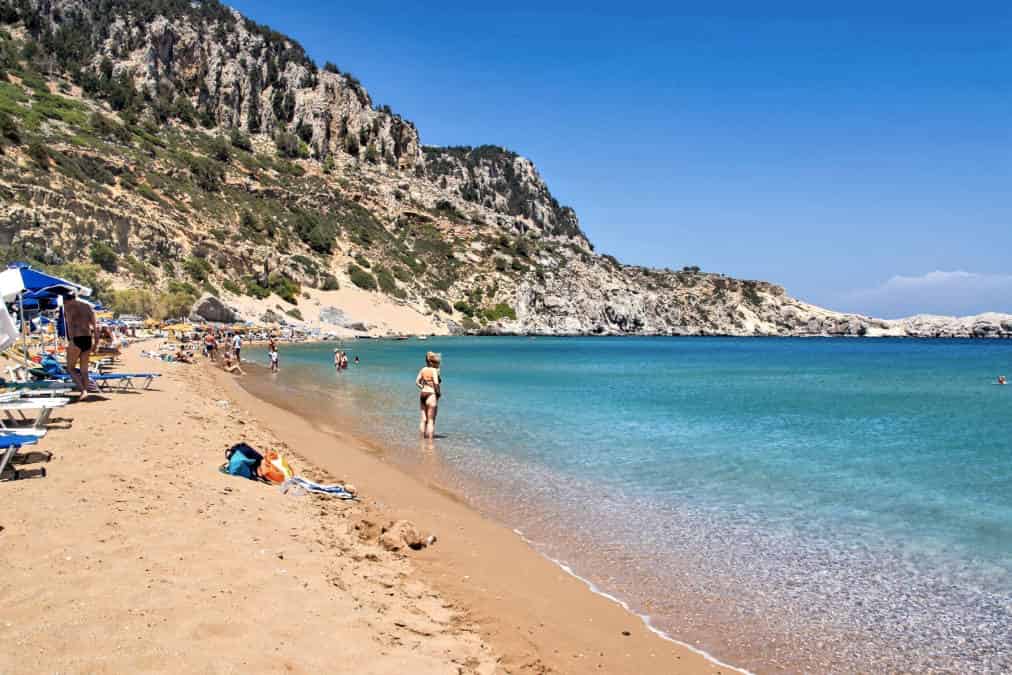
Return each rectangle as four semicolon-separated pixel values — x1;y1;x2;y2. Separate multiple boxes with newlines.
416;351;441;439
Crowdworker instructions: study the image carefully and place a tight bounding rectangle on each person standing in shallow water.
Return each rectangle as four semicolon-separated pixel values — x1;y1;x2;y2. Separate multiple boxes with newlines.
416;351;442;439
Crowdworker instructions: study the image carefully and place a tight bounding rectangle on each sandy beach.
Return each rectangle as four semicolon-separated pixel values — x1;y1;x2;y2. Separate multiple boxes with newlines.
0;343;731;674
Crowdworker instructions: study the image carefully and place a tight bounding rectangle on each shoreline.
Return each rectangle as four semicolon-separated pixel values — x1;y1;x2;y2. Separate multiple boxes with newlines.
215;360;738;673
235;336;1012;674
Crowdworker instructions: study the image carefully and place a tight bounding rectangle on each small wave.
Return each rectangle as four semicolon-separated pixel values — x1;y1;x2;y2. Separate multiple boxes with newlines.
511;528;753;675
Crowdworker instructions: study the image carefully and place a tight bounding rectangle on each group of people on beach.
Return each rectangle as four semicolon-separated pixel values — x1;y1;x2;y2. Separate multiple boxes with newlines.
333;350;359;370
199;329;245;375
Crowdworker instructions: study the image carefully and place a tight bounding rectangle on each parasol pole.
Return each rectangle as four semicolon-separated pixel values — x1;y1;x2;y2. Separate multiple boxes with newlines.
57;295;67;356
18;291;28;361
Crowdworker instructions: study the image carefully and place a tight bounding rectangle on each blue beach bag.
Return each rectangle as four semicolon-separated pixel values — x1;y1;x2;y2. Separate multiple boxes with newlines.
224;443;264;479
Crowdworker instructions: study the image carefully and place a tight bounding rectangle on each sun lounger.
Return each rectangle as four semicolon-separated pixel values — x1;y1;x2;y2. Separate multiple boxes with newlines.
0;397;70;436
85;372;160;391
17;387;74;398
0;433;39;481
41;369;161;392
1;379;73;395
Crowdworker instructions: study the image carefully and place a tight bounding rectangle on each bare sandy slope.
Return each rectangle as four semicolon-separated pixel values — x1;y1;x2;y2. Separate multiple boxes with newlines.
0;346;491;674
223;285;448;337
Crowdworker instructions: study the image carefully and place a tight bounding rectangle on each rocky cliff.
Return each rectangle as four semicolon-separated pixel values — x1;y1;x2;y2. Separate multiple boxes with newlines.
0;0;1007;337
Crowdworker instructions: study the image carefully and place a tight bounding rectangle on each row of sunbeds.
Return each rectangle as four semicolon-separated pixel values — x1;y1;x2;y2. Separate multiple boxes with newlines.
0;352;161;481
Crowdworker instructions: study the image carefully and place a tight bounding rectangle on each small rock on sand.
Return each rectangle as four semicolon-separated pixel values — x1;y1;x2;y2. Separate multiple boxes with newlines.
378;520;428;552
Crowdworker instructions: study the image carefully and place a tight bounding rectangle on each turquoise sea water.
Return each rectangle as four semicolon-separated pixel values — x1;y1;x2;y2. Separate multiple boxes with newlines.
248;337;1012;673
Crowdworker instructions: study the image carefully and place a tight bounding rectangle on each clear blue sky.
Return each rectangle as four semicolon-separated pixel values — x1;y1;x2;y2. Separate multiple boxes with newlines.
229;0;1011;317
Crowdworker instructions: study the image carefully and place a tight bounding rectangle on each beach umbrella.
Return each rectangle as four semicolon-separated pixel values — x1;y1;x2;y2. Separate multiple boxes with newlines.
0;263;91;302
0;263;91;359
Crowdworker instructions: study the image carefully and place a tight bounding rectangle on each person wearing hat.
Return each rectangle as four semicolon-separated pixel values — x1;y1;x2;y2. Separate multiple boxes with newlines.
64;290;97;397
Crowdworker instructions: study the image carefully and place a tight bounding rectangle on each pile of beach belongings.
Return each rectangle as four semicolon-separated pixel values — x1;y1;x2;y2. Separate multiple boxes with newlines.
222;443;355;499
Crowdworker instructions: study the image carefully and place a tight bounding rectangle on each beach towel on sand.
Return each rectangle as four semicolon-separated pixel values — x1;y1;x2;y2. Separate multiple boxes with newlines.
283;476;356;499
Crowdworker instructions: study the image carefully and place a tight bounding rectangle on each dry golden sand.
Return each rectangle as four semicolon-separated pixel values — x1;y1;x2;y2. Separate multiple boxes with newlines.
0;344;732;674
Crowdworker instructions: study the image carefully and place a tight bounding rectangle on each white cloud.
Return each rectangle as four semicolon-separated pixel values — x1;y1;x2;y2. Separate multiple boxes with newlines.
839;270;1012;319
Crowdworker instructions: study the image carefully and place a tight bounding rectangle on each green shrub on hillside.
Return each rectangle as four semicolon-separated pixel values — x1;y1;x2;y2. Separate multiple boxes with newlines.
483;303;516;322
292;210;338;253
183;256;212;282
742;283;763;306
275;131;307;159
0;110;20;144
374;266;405;297
453;300;474;317
209;135;231;162
321;274;339;291
239;210;265;242
268;273;300;304
230;128;253;152
157;291;195;321
347;264;376;291
26;140;49;169
243;276;271;299
426;297;451;313
111;288;156;317
89;241;118;272
221;279;242;295
344;135;359;156
124;256;155;282
392;265;411;283
167;280;199;298
185;154;223;192
286;307;303;320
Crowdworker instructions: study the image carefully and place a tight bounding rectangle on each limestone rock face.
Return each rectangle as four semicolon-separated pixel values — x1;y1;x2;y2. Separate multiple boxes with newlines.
318;306;347;325
29;1;423;167
190;294;240;324
319;306;368;332
422;146;586;242
7;1;1010;339
897;314;1012;339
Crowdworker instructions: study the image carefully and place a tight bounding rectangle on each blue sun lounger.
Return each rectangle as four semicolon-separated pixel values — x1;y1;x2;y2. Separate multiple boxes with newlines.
35;358;160;392
51;371;161;392
81;372;160;391
0;433;39;481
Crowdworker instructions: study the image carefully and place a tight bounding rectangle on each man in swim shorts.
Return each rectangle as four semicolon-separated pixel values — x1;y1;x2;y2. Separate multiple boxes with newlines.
64;291;97;397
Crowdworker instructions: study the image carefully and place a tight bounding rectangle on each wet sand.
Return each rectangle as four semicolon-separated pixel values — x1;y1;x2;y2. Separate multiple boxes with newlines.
222;363;738;674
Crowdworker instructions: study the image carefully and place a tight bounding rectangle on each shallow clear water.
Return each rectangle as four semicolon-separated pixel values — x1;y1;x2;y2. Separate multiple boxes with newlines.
249;337;1012;673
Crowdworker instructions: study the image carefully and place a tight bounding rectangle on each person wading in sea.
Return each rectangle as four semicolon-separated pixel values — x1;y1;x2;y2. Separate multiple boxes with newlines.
416;351;442;439
63;291;97;398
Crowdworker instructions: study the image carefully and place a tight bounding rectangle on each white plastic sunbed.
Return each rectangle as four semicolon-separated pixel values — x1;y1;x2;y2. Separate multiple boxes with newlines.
0;397;70;436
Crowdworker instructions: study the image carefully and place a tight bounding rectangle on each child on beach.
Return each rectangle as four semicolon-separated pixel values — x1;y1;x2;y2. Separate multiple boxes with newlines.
269;345;279;373
416;351;442;440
